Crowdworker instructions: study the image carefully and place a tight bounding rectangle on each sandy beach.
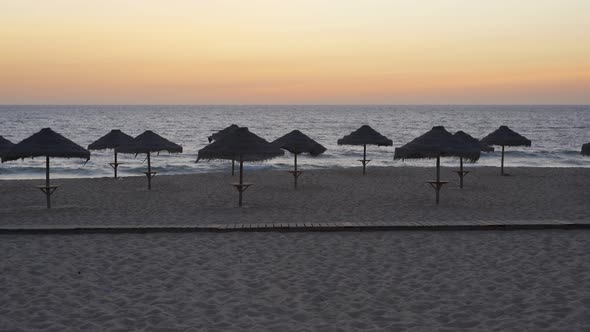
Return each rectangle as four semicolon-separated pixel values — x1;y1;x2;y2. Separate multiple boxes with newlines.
0;166;589;227
4;0;590;329
1;230;589;331
1;166;590;331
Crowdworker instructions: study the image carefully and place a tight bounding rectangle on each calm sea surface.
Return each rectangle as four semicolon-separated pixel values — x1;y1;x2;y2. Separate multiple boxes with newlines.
1;105;589;179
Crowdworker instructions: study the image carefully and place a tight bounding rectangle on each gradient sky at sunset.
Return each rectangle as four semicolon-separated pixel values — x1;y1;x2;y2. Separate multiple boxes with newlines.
1;0;589;104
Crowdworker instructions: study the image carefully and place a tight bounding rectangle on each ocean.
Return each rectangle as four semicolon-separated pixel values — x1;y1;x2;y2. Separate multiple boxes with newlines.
0;105;589;180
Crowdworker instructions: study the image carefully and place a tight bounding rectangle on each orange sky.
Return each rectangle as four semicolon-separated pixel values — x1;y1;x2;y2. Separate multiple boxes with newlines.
1;0;589;104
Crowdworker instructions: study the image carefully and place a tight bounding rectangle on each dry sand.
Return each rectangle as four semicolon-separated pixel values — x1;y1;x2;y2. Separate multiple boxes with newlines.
0;166;589;227
1;230;589;331
1;166;589;331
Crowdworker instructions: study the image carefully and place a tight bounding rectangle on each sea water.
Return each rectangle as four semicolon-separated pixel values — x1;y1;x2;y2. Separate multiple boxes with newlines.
0;105;589;179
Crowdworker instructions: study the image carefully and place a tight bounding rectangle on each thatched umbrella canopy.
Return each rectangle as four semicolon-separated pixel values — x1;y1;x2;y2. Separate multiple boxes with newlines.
88;129;134;178
2;128;91;162
273;130;327;156
581;143;590;156
197;127;284;207
454;131;494;153
118;130;183;190
207;124;241;175
394;126;480;161
0;135;15;184
197;127;283;162
0;135;14;157
337;125;393;175
481;125;531;176
1;128;90;209
394;126;480;204
208;124;240;143
452;131;494;189
272;130;327;189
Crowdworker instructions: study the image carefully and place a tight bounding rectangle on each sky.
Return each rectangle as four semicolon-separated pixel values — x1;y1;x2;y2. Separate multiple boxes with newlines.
1;0;589;105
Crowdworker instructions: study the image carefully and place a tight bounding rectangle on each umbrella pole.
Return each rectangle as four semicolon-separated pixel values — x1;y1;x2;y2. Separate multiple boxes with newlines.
294;153;298;189
436;156;440;204
501;145;505;176
459;157;464;189
239;159;244;207
363;144;367;175
46;156;51;209
114;150;118;179
147;152;152;190
232;159;235;176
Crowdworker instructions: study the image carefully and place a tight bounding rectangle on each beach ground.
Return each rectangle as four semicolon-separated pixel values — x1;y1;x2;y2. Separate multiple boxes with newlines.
1;230;589;331
1;166;589;331
0;166;589;227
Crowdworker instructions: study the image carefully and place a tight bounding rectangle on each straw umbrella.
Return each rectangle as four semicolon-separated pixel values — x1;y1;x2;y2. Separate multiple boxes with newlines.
118;131;182;190
337;125;393;175
272;130;326;189
208;124;240;175
582;143;590;156
0;135;14;176
88;129;134;179
208;124;240;143
0;135;14;158
197;127;284;207
452;131;494;189
1;128;90;208
480;126;531;176
394;126;480;204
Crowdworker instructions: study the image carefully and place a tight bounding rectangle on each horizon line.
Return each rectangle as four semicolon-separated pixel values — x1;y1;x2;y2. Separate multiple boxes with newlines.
1;103;589;107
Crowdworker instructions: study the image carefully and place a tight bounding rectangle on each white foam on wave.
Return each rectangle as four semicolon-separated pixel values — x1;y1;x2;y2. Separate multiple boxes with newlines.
1;105;589;179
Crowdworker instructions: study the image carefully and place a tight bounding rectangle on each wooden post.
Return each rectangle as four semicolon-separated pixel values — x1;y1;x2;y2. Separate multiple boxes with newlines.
294;153;298;189
238;158;244;207
147;152;152;190
501;145;505;176
436;156;440;204
114;150;118;179
362;144;367;175
45;156;51;209
459;157;464;189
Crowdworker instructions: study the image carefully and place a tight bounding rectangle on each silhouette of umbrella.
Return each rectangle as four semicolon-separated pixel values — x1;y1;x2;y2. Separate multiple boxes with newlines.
582;143;590;156
118;131;182;190
337;125;392;175
88;129;134;179
197;127;284;207
394;126;480;204
481;126;531;176
0;135;14;158
272;130;326;189
1;128;90;208
452;131;494;188
207;124;240;175
208;124;240;143
0;135;15;177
